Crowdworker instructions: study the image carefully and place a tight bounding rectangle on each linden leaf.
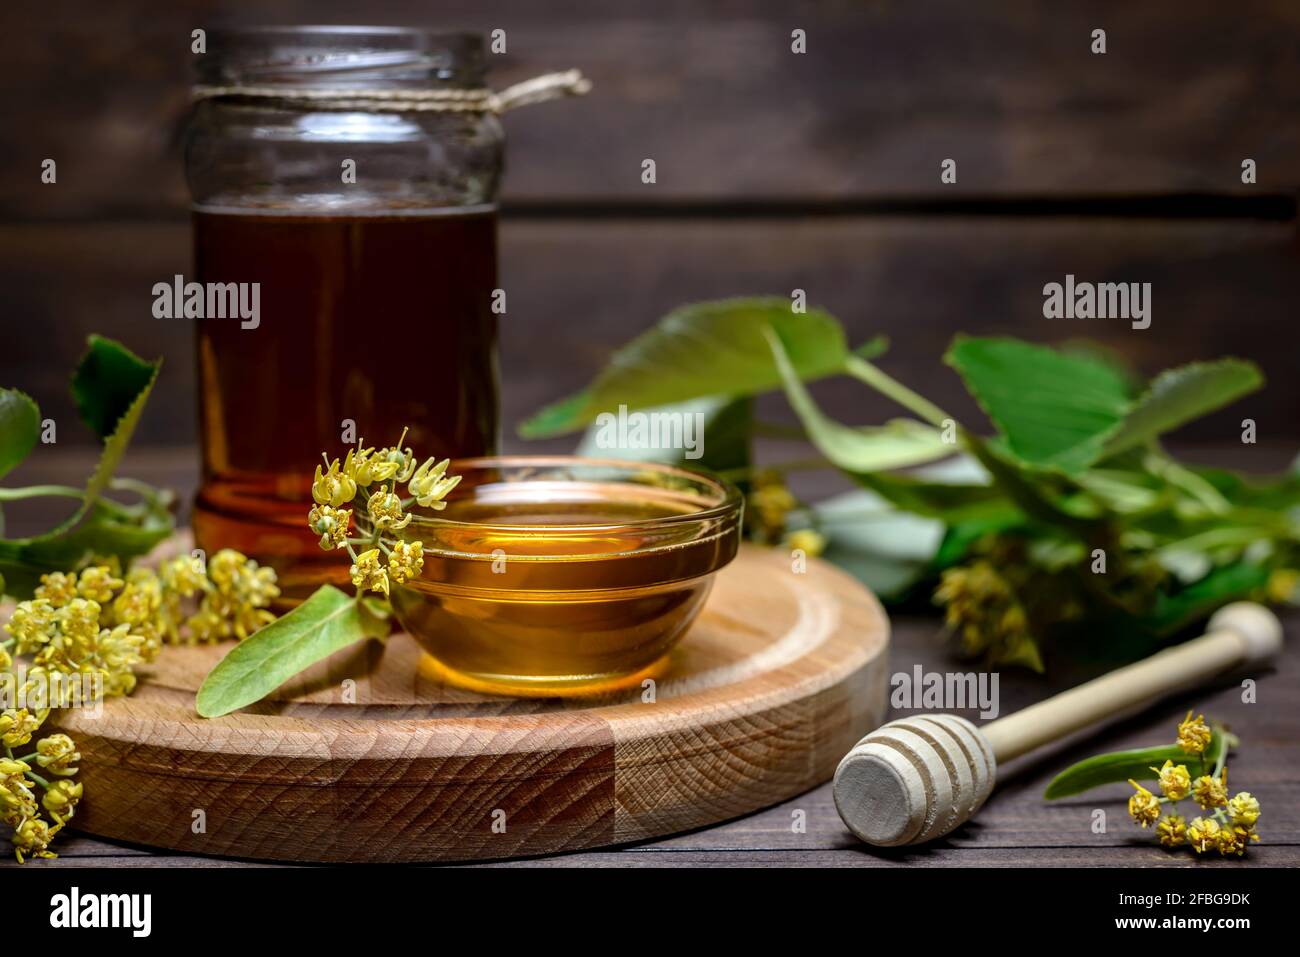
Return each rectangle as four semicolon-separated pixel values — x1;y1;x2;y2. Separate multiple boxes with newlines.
520;297;848;438
0;388;40;481
196;586;389;718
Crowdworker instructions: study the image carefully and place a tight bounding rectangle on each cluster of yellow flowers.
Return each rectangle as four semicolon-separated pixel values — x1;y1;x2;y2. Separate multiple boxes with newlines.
746;471;825;557
934;560;1041;670
1;551;278;861
308;432;459;599
1127;711;1261;857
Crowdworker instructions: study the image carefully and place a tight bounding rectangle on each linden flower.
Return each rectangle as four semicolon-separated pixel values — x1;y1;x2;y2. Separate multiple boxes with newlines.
76;565;123;603
1217;823;1256;858
367;489;411;531
408;458;460;509
112;574;161;628
0;767;38;827
786;528;827;558
350;549;390;597
1152;759;1191;801
1187;816;1221;854
343;446;399;486
309;504;352;550
35;734;80;777
159;554;206;597
1127;780;1161;827
748;474;797;540
12;816;58;863
312;457;357;508
0;709;45;749
4;599;57;655
42;779;83;824
1192;770;1228;810
34;572;78;608
1227;791;1260;828
1177;711;1212;755
1155;813;1186;848
388;541;424;585
375;443;416;483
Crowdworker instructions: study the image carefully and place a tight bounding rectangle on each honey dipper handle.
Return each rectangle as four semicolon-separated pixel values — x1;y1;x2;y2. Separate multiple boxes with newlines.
982;602;1282;763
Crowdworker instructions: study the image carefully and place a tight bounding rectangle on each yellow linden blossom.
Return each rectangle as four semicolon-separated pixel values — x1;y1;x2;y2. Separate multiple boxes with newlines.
1;707;42;748
1187;816;1221;854
367;488;411;531
312;457;357;508
4;599;56;655
35;734;80;777
786;528;827;558
1217;823;1256;858
343;445;400;486
1265;567;1299;603
34;572;78;608
76;565;123;603
53;598;101;649
110;571;164;663
1155;813;1186;848
309;504;352;550
1227;791;1260;828
1192;769;1228;810
1176;711;1212;755
198;550;281;641
0;708;44;749
350;549;390;597
160;554;206;596
42;779;83;825
0;761;38;827
12;816;59;863
748;474;797;541
1127;780;1161;827
408;457;460;509
380;444;418;483
388;541;425;585
1152;759;1191;801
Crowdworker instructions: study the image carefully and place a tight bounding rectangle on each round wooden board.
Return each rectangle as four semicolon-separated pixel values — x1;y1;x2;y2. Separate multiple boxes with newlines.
51;544;890;863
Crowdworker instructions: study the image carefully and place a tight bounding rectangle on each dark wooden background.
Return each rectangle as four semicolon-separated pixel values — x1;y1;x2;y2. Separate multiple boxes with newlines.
1;4;1297;869
1;0;1297;455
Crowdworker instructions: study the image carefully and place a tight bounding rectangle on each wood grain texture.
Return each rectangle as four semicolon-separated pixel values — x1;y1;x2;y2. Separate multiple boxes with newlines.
42;544;889;863
2;0;1298;217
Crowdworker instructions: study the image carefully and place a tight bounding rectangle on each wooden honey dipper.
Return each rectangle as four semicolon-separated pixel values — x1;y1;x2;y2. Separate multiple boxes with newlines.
833;601;1283;847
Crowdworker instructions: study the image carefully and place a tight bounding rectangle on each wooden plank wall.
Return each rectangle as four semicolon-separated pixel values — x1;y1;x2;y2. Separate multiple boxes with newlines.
1;1;1297;449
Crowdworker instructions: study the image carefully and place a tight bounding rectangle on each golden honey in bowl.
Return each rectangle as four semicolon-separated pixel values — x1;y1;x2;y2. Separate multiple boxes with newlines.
388;457;743;696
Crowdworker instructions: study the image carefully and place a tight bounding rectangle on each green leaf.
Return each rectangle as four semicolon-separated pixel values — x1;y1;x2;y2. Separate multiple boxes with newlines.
0;389;40;481
946;339;1263;477
1143;562;1271;636
946;337;1132;474
0;501;173;598
520;298;848;438
575;395;753;476
1099;359;1263;460
1045;729;1225;799
765;325;952;473
196;586;388;718
814;489;945;599
71;335;158;440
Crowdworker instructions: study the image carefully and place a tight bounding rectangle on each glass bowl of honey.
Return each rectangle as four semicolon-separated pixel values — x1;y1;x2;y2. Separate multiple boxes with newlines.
388;456;743;696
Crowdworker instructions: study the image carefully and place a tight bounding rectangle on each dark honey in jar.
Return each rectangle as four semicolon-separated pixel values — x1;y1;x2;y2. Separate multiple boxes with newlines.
184;28;504;598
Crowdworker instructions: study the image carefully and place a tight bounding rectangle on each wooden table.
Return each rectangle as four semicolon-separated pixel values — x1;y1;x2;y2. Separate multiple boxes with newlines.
3;450;1297;868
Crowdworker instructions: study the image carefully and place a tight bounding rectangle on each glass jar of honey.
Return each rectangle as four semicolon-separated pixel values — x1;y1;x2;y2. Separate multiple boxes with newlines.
184;27;504;600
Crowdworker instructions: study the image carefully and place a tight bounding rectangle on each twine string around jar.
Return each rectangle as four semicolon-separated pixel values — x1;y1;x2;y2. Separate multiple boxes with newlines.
191;69;592;114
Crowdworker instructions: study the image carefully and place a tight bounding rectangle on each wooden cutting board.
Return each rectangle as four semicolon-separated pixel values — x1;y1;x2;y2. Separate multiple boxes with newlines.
51;544;889;863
